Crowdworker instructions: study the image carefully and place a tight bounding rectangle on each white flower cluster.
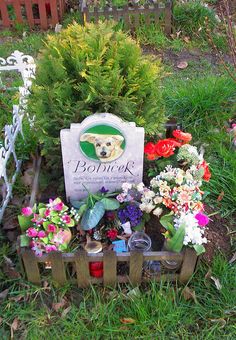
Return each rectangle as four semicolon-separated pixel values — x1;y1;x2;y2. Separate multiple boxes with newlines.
174;213;207;246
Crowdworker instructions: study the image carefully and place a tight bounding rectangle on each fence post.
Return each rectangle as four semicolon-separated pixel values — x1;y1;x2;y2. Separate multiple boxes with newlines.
129;251;143;285
21;249;41;285
103;250;117;287
179;248;198;283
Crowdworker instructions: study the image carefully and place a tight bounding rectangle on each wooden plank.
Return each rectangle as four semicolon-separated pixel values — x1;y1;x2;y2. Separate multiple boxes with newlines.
24;1;34;27
21;249;41;285
103;250;117;287
50;0;59;26
179;248;198;283
34;251;184;263
129;251;143;285
38;0;48;29
164;0;172;35
0;1;11;27
13;0;23;23
75;250;90;288
50;251;67;285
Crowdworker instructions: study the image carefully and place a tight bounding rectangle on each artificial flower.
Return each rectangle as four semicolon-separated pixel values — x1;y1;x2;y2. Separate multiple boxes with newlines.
155;139;176;158
144;142;157;160
47;224;57;233
27;228;38;238
195;212;209;227
37;230;46;238
107;229;118;240
21;207;33;216
199;160;211;182
173;130;192;143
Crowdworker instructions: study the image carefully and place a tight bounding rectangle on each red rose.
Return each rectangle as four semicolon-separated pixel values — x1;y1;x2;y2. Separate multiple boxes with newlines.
155;139;177;158
172;130;192;143
144;142;158;160
107;229;118;240
199;160;211;182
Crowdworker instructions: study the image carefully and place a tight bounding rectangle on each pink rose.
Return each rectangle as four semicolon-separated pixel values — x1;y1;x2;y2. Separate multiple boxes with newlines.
195;213;209;227
27;227;38;238
54;202;64;211
62;215;71;224
38;230;46;238
45;245;57;253
31;214;43;225
21;207;33;216
47;224;57;233
44;209;51;217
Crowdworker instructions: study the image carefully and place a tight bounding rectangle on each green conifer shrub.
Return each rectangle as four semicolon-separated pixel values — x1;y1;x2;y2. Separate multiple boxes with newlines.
29;22;165;162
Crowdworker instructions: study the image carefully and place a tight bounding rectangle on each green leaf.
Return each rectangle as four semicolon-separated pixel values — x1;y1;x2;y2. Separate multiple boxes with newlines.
160;212;175;235
18;215;33;231
20;235;30;247
51;216;60;224
81;201;105;230
39;208;46;217
43;221;50;229
193;244;206;256
78;204;87;216
71;200;86;209
41;237;49;245
166;224;185;253
101;198;120;211
133;220;145;231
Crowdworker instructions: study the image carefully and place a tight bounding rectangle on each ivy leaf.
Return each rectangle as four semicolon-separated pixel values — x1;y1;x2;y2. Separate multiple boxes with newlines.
80;202;105;230
100;198;120;211
20;235;30;247
18;215;33;231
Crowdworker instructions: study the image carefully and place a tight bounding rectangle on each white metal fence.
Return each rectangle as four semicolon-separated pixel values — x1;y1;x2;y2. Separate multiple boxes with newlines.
0;51;36;222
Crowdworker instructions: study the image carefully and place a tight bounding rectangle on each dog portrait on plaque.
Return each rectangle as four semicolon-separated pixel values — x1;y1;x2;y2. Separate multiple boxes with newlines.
60;113;145;201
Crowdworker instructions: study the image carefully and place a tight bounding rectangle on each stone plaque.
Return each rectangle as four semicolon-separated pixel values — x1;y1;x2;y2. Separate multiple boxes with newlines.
60;113;145;201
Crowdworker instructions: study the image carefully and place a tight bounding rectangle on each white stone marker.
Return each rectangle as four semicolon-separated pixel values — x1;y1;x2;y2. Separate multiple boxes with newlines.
60;113;145;201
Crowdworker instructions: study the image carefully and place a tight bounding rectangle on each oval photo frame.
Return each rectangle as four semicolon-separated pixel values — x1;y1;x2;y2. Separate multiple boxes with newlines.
79;124;126;162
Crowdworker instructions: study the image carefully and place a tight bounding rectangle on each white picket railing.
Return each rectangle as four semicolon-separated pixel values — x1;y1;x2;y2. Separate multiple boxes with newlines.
0;51;36;222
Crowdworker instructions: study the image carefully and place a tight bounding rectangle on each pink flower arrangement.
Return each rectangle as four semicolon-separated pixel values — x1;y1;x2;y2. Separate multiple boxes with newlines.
18;198;75;256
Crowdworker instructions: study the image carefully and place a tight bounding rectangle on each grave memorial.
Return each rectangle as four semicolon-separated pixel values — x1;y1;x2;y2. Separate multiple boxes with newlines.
61;113;145;201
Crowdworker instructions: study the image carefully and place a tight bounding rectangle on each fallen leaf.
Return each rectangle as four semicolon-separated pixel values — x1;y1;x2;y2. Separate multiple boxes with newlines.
10;318;19;339
177;61;188;69
229;252;236;264
0;289;9;303
0;317;3;325
61;306;72;318
217;191;224;201
52;298;67;312
182;286;198;304
210;318;226;328
21;168;35;187
127;287;141;299
3;257;21;279
211;276;222;290
120;318;136;324
183;36;191;43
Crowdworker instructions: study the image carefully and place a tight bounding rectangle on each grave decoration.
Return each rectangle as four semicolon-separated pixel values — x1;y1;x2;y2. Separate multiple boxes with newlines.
19;127;210;258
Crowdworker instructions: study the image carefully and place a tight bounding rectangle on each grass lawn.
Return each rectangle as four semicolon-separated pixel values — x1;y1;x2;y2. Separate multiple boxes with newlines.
0;1;236;338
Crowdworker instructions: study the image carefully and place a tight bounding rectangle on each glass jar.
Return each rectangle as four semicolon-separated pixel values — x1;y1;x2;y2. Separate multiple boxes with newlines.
128;231;152;252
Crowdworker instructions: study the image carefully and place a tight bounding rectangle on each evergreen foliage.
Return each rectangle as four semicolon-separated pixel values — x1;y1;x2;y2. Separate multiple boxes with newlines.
29;22;165;161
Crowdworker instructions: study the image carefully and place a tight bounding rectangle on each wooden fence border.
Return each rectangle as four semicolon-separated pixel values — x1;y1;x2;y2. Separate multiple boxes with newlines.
0;0;66;29
81;1;173;34
20;247;198;287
